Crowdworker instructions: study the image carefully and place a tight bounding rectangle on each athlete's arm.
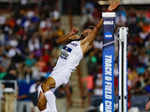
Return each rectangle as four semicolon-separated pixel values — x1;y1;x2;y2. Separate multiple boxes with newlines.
56;27;79;44
80;18;103;46
80;0;120;54
80;19;103;54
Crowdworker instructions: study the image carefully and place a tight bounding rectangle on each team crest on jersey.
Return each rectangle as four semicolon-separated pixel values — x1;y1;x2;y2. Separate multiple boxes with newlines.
70;43;78;47
63;46;72;52
60;46;72;59
60;50;69;59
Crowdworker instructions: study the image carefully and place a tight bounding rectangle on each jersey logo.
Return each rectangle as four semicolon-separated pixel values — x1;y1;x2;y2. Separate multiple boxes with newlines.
70;43;78;47
63;46;72;52
60;46;72;59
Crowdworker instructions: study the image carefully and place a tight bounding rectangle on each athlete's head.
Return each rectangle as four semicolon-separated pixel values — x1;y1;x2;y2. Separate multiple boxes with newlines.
80;25;94;40
68;25;94;41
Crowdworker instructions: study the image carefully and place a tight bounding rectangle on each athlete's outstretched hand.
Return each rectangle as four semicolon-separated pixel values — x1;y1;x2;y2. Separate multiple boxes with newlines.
107;0;120;11
56;27;79;44
70;27;79;35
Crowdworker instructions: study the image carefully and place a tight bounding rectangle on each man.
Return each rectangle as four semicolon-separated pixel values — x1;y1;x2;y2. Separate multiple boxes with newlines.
37;1;120;112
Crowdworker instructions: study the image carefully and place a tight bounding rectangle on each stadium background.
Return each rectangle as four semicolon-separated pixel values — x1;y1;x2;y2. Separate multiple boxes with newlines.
0;0;150;112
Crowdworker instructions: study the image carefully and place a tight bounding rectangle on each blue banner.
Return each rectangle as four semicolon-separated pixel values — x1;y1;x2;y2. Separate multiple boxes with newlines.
102;13;115;112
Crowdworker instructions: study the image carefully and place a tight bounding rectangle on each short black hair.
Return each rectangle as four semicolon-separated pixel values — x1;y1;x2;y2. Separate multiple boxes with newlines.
87;25;95;30
83;25;95;31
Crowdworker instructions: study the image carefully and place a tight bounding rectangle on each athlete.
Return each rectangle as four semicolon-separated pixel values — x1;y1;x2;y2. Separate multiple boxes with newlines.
37;1;120;112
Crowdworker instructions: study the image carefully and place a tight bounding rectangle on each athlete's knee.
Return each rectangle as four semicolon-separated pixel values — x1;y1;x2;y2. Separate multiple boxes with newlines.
41;77;56;93
37;92;47;111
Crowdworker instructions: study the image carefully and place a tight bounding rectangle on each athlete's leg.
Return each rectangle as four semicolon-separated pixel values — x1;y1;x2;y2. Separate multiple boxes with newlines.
37;73;69;111
45;90;57;112
37;87;57;112
41;77;56;93
37;91;47;111
37;77;56;111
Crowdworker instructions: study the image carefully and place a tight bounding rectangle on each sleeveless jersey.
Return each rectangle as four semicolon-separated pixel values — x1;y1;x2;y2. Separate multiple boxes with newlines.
50;41;83;88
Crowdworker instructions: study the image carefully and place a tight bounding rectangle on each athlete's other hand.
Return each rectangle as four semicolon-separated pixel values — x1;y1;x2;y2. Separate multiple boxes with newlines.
107;0;120;11
70;27;79;35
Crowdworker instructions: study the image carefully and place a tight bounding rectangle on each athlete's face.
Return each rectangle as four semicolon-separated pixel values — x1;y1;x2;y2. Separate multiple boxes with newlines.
80;29;92;39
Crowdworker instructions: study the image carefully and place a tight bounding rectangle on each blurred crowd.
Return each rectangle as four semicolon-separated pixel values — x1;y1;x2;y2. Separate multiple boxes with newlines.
0;1;150;112
0;2;65;112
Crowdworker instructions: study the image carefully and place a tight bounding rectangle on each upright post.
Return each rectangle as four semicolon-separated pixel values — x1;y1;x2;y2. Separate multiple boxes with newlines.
102;12;116;112
118;27;128;112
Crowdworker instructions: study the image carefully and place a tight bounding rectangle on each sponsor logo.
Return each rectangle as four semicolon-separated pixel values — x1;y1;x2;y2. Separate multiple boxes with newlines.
104;21;114;25
104;32;113;39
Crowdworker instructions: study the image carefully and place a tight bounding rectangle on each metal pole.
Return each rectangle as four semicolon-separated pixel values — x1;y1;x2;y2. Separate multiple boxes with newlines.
118;27;128;112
